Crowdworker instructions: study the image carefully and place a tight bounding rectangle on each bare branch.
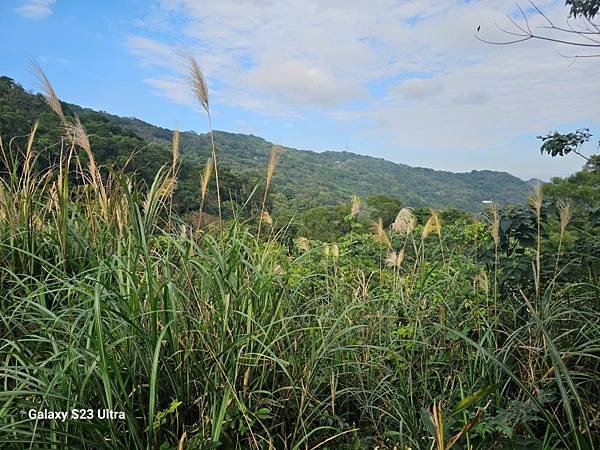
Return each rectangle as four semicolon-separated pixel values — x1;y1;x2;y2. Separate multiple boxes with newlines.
517;3;533;34
478;1;600;57
475;34;532;45
529;1;554;28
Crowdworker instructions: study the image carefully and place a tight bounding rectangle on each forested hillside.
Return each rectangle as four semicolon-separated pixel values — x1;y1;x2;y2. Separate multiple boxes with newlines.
1;76;530;216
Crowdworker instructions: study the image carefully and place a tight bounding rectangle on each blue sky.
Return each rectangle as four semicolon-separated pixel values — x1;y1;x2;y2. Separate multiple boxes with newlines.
1;0;598;180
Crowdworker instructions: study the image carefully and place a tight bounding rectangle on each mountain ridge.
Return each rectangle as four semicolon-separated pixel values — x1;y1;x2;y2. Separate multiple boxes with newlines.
92;106;531;211
102;108;523;180
1;75;531;212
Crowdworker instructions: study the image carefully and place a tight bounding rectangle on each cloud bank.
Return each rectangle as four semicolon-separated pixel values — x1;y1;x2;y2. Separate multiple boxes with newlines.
125;0;600;175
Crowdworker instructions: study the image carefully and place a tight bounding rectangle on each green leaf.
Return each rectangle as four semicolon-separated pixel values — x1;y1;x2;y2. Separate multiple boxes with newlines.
451;383;501;416
420;407;436;437
256;407;271;419
383;430;403;438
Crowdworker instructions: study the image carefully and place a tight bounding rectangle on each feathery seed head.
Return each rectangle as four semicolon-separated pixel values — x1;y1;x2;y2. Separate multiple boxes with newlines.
188;55;209;113
370;217;391;247
385;249;404;268
391;207;417;235
31;60;66;126
171;129;180;174
266;145;281;190
529;182;543;217
422;209;442;238
473;272;489;294
66;117;91;154
66;117;103;197
331;243;339;260
200;158;213;205
557;200;572;235
260;210;273;226
490;204;500;248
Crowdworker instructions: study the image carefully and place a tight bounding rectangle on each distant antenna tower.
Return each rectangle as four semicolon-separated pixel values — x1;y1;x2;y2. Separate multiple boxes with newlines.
345;142;349;152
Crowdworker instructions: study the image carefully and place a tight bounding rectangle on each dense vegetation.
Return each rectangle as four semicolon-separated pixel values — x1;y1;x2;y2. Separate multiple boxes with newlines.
0;58;599;449
117;116;530;213
0;76;261;219
0;76;531;220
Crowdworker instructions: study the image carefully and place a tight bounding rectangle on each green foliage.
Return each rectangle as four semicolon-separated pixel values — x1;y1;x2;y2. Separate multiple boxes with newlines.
297;204;351;241
0;75;599;450
544;159;600;209
365;194;402;226
149;400;182;431
538;128;592;159
0;77;531;216
451;384;501;417
567;0;600;19
0;76;260;219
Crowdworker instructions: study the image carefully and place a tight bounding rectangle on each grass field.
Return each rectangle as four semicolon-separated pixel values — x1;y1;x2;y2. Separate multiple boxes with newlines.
0;64;599;449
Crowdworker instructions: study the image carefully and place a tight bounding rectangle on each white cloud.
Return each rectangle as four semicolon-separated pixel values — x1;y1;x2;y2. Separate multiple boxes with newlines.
17;0;55;19
126;36;181;68
245;60;363;106
393;78;445;101
125;0;600;173
143;76;194;106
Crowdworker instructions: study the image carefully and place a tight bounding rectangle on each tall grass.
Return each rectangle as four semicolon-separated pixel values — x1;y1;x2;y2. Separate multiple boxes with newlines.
0;132;400;448
188;55;221;221
0;67;598;449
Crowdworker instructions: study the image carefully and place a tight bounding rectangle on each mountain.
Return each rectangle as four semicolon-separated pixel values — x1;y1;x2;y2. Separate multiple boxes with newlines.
0;76;531;214
110;114;531;212
526;178;545;188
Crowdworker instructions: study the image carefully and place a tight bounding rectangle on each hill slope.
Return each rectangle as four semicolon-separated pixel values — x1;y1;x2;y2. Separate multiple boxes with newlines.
97;112;531;212
1;76;530;212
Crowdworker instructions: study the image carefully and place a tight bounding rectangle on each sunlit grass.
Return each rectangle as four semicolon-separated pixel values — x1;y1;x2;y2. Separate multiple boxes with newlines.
0;63;598;449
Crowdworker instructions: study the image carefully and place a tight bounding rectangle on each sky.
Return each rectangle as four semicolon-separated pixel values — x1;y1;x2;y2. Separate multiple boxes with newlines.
1;0;598;180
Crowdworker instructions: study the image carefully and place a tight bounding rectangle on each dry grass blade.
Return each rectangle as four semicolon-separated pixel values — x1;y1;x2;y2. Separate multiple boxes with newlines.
199;157;213;213
391;207;416;235
31;59;66;126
